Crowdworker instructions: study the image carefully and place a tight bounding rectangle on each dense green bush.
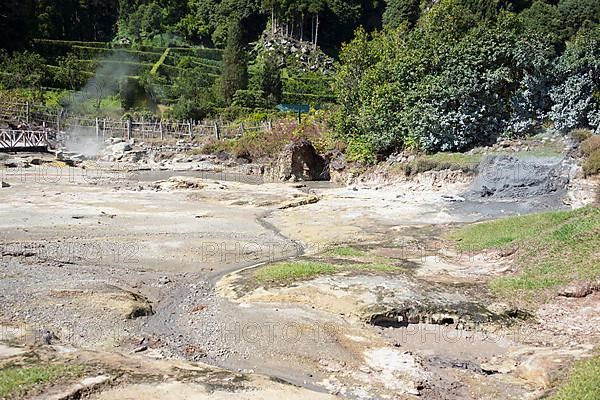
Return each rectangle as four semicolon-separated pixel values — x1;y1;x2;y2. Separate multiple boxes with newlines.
549;25;600;134
169;97;213;120
170;47;223;61
333;0;599;162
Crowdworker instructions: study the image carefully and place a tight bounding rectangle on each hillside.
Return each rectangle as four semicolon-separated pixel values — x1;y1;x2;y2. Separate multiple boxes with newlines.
0;0;598;158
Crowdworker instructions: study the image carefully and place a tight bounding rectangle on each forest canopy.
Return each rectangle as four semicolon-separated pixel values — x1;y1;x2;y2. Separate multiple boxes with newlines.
0;0;599;161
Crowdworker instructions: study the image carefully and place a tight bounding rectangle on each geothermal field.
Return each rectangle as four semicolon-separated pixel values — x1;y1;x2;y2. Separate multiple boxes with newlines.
0;128;598;400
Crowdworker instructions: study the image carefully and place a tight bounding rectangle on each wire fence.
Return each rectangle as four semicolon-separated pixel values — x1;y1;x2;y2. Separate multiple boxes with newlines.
0;97;274;142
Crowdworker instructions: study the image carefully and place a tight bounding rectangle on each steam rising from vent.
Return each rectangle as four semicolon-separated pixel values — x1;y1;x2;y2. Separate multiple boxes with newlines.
64;129;103;158
63;51;138;158
68;51;137;112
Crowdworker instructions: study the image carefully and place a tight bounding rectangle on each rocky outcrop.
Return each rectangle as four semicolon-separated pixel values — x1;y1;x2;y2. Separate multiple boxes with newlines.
323;150;347;183
260;33;334;74
471;155;569;199
271;139;330;181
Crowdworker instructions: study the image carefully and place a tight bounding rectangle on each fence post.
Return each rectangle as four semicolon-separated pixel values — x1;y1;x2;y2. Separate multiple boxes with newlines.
95;118;99;139
159;121;164;140
102;119;106;140
127;119;132;140
56;109;61;133
268;119;273;131
214;121;220;140
188;121;192;138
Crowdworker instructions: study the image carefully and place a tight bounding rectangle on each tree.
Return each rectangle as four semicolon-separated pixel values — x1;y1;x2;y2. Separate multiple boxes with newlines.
0;0;35;51
220;20;248;104
261;53;283;103
519;0;563;48
35;0;63;38
177;0;220;45
383;0;420;28
55;53;86;90
558;0;600;40
0;51;47;100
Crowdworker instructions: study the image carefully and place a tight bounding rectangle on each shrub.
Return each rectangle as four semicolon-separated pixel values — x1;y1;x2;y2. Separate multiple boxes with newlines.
345;136;377;164
232;89;271;109
583;148;600;176
580;135;600;156
119;77;147;110
571;128;593;143
169;98;213;120
52;53;87;89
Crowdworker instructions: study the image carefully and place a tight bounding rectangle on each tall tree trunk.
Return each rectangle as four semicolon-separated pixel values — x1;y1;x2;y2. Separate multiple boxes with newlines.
300;13;304;41
311;16;314;44
271;7;275;35
314;13;319;49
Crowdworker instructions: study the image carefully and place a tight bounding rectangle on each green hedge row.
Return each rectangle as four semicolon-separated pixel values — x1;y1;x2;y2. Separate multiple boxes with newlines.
163;53;222;70
162;57;221;74
75;59;154;72
170;47;223;61
35;42;166;64
157;63;219;82
34;38;114;49
72;46;163;64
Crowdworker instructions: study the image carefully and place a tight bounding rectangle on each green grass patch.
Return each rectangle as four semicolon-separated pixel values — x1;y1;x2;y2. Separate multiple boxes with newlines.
254;260;405;284
327;246;365;257
0;363;84;398
550;356;600;400
513;138;565;158
255;261;337;283
403;152;482;176
449;210;574;251
353;263;403;272
449;207;600;302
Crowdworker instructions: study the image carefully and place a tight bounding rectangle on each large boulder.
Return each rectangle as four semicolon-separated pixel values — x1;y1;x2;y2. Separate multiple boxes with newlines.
110;141;133;154
271;139;330;181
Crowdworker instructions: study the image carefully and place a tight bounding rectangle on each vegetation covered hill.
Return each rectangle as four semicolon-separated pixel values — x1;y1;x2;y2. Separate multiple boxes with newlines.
0;0;599;161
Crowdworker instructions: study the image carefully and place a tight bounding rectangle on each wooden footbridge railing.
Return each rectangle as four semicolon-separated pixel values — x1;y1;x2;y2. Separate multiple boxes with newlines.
0;130;50;151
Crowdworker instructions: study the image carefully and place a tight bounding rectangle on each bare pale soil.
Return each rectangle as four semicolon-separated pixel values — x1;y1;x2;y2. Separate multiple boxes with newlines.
0;147;598;399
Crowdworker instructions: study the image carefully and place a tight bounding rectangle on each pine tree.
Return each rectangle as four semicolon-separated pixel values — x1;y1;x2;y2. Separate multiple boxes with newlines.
262;53;282;104
220;20;248;105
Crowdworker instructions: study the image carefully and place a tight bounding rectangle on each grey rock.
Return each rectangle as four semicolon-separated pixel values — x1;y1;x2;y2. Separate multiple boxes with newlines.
271;139;330;182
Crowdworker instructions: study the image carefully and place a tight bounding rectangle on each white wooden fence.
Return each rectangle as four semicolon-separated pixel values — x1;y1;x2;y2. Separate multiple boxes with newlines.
0;98;273;141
